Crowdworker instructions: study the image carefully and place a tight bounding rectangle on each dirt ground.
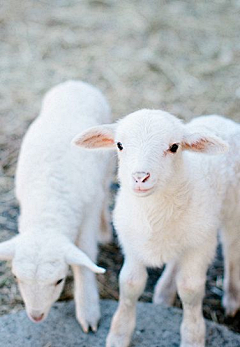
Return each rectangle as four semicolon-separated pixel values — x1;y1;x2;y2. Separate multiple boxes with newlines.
0;0;240;335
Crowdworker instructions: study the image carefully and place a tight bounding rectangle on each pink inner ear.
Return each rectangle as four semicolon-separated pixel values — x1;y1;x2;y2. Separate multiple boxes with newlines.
82;134;114;148
183;139;208;151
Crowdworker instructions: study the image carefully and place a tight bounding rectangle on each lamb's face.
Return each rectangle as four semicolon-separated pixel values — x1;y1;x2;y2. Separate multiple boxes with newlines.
12;236;68;323
115;110;185;196
0;234;105;324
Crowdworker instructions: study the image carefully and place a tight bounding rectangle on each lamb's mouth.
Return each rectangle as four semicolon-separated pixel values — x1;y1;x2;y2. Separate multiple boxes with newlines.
133;187;155;197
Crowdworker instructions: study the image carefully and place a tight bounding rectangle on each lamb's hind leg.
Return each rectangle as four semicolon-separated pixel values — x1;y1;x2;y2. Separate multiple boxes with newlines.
153;260;178;306
221;226;240;316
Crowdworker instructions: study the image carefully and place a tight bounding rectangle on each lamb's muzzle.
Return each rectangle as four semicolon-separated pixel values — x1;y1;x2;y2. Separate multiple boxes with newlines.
28;311;45;323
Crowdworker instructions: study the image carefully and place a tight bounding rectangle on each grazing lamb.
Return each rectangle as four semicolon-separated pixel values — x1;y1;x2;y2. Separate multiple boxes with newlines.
0;81;113;332
73;109;240;347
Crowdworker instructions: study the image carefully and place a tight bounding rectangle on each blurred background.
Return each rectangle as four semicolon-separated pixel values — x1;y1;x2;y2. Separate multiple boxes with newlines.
0;0;240;334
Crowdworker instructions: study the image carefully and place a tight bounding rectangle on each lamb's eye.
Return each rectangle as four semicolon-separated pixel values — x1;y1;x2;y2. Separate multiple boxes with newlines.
13;275;17;280
169;144;179;153
55;278;64;286
117;142;123;151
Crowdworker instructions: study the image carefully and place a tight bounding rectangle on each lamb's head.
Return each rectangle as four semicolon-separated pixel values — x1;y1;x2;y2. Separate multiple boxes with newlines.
73;109;229;197
0;234;105;323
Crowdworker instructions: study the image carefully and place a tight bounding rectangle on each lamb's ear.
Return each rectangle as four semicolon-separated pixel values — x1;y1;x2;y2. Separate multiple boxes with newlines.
65;244;106;274
0;237;17;260
72;124;116;149
182;131;229;155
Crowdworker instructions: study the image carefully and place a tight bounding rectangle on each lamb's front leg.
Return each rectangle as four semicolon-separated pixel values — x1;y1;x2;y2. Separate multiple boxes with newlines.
72;264;100;333
72;214;101;333
106;257;148;347
177;250;210;347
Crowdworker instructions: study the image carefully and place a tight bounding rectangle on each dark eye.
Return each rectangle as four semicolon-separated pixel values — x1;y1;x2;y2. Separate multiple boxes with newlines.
55;278;64;286
117;142;123;151
13;275;17;280
169;144;179;153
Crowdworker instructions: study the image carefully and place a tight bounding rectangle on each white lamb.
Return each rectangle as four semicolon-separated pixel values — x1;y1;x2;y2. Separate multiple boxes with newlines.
73;109;240;347
0;80;113;332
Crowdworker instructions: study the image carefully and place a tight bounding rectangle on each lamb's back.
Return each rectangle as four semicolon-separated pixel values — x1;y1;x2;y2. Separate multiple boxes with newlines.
15;81;111;214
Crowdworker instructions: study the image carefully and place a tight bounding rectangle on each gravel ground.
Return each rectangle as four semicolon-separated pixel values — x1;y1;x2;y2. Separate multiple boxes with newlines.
0;0;240;334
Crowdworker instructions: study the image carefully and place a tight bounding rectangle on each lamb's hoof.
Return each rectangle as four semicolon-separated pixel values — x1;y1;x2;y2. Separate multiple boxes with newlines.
76;305;100;334
106;332;131;347
223;294;240;317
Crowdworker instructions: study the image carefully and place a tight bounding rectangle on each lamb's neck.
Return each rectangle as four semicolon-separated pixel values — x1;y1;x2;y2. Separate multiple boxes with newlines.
160;169;192;201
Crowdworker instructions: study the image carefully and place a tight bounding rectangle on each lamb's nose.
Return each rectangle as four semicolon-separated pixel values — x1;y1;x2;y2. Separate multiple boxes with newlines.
30;312;44;322
132;172;150;183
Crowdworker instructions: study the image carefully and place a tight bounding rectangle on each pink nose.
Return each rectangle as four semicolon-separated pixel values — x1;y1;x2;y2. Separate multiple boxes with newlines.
30;312;44;322
132;172;150;183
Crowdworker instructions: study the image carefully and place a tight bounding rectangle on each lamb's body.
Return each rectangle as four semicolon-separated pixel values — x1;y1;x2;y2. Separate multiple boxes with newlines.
0;80;112;331
16;80;111;242
74;110;240;347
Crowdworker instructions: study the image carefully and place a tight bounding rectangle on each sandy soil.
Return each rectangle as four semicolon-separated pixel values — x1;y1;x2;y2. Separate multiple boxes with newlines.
0;0;240;333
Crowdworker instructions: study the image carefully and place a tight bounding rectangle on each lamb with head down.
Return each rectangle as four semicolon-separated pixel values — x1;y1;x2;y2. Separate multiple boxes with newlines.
0;80;113;333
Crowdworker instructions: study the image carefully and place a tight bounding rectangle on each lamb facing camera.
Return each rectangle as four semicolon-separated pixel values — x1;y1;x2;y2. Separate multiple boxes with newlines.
74;109;240;347
0;80;113;333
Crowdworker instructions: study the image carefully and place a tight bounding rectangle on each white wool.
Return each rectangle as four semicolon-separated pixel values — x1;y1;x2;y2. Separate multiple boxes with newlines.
75;109;240;347
0;80;113;332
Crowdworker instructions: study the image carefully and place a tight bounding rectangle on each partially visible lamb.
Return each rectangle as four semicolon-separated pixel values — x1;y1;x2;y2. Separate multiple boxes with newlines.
0;81;113;332
73;110;240;347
